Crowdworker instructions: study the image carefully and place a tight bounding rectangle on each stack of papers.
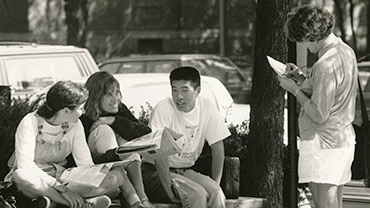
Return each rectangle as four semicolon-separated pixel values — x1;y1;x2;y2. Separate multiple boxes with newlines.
116;127;182;159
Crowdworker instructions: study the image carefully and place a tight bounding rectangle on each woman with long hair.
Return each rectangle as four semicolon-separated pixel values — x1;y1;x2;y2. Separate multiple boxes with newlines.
81;71;153;208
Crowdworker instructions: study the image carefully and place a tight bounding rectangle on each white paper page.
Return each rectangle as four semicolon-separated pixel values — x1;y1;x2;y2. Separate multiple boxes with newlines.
267;56;287;77
60;163;114;188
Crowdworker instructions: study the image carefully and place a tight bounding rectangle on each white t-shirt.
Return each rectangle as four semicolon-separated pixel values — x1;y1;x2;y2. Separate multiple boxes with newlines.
144;97;231;168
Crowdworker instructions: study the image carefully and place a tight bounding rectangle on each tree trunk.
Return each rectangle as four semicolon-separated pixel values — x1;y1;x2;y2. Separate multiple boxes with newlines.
367;0;370;54
65;0;88;47
333;0;347;43
241;0;287;207
349;0;358;54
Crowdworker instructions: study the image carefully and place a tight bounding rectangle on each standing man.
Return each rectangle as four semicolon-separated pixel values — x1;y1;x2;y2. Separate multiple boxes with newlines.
142;66;230;208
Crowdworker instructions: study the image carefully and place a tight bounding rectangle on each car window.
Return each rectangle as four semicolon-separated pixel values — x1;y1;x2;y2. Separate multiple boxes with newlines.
145;61;177;73
99;63;121;73
4;55;83;96
101;62;146;74
183;59;243;82
182;58;249;104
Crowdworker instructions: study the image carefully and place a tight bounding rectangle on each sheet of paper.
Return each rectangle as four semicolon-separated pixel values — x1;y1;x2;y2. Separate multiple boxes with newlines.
267;56;287;77
117;127;181;159
60;163;113;188
60;160;132;188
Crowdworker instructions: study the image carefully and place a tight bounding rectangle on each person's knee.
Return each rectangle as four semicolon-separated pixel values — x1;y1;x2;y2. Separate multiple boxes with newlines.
105;170;124;187
213;185;226;198
190;184;208;201
12;169;46;198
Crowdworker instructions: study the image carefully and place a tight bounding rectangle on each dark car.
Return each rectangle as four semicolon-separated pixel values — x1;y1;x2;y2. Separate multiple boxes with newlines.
98;54;252;104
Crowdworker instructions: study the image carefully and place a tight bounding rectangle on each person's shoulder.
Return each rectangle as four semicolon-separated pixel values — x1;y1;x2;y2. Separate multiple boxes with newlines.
16;112;38;131
74;119;84;128
118;102;130;111
21;111;37;124
198;96;218;109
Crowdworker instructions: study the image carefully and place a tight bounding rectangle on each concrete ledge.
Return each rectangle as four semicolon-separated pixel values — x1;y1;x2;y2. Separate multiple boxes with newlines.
111;196;267;208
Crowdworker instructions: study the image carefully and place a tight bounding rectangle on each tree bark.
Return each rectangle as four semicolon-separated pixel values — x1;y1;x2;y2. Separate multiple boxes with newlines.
367;0;370;54
241;0;287;207
349;0;358;54
65;0;88;47
333;0;347;43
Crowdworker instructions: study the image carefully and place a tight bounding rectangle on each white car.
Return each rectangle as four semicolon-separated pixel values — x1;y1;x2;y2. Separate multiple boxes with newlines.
98;54;252;104
0;42;99;98
69;73;250;125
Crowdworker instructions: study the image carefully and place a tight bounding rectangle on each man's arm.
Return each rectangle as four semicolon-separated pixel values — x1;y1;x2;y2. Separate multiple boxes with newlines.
210;140;225;185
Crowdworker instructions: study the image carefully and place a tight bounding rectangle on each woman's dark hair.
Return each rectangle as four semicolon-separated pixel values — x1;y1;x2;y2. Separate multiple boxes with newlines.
170;66;201;89
84;71;121;121
37;81;88;119
287;4;335;42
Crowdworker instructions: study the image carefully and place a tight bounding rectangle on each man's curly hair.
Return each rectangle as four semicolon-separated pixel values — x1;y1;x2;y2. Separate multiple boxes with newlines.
287;5;335;42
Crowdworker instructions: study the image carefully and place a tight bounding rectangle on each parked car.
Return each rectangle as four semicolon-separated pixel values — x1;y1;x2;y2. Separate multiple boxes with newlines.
69;73;250;125
97;54;252;104
0;42;99;98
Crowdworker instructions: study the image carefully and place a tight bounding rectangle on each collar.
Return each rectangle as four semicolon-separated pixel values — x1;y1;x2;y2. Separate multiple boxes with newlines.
318;35;341;58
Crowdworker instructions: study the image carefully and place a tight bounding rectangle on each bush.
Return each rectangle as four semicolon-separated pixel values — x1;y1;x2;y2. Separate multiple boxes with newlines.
224;120;250;157
0;94;41;179
0;98;39;160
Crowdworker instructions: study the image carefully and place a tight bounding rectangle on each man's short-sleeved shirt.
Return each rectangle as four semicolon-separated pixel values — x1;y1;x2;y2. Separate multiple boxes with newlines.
143;97;231;168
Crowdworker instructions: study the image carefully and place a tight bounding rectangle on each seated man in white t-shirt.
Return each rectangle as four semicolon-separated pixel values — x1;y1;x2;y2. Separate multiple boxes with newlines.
141;66;231;208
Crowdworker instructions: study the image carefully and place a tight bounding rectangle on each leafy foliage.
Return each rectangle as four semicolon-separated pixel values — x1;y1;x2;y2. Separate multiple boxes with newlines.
137;102;153;126
224;120;250;158
0;95;40;162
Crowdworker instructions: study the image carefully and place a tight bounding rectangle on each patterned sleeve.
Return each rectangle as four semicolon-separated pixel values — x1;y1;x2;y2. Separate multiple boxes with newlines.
302;65;336;124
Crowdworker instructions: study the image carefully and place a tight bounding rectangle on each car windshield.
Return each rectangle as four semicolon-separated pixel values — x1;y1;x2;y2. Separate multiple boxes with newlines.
3;55;83;97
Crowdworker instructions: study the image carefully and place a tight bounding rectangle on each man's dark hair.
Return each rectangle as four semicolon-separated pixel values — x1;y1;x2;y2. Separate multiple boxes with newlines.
169;66;201;88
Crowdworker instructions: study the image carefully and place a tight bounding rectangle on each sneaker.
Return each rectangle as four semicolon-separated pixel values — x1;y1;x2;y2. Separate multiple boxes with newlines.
84;195;111;208
31;196;56;208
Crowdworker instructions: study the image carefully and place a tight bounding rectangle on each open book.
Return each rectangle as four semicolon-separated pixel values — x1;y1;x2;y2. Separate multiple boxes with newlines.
116;127;182;159
267;55;287;77
60;160;132;188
